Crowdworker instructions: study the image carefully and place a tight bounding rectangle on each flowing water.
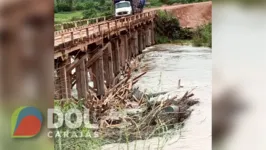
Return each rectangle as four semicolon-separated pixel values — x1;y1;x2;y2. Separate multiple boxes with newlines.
103;44;211;150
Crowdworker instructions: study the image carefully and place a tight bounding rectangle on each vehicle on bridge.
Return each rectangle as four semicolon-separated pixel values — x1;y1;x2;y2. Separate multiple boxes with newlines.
114;0;146;18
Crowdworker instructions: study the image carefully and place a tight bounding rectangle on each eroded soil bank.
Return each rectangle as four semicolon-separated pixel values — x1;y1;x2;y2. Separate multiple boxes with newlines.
102;44;211;150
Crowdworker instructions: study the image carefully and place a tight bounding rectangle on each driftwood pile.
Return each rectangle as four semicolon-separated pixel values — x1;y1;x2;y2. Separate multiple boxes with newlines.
83;63;199;142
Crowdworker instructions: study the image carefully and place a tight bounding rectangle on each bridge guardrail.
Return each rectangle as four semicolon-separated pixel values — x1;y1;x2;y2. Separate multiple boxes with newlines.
54;16;107;31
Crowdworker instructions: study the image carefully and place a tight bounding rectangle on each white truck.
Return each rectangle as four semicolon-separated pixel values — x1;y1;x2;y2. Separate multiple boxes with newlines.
114;0;146;18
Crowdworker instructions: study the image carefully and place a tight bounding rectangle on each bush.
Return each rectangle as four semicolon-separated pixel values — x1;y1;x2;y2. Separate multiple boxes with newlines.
155;10;211;47
192;23;212;47
179;28;194;39
84;1;96;10
82;9;99;19
57;3;72;12
155;11;181;42
74;3;85;11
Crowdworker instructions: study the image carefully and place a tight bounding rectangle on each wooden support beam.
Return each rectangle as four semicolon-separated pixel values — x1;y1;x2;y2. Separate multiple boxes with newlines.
138;30;143;54
103;43;114;88
95;56;105;96
125;34;129;62
76;58;87;99
120;36;125;68
143;29;146;49
145;28;149;47
134;31;139;56
147;28;152;46
128;37;133;60
112;40;120;76
107;43;115;87
88;43;110;96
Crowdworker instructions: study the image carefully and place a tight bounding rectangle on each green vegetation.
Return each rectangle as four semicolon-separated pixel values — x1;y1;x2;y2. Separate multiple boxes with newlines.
192;23;212;47
55;11;83;24
155;11;211;47
54;0;113;24
54;99;103;150
155;11;193;43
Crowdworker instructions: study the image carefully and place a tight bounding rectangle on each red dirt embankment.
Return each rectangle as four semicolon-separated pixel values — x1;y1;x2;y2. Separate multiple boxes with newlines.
170;1;212;28
147;1;212;28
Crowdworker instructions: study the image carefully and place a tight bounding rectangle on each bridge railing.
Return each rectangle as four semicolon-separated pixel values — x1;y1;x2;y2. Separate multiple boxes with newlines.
54;16;107;31
54;11;157;47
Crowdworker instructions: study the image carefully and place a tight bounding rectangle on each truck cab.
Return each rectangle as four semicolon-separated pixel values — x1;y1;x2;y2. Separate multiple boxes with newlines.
115;1;132;18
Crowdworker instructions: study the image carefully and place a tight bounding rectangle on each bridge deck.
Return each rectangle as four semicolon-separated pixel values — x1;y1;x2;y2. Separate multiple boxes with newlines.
54;11;156;59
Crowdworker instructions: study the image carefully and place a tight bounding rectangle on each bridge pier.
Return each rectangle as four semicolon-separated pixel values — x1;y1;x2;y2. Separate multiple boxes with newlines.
138;29;143;54
103;43;114;88
142;29;146;51
112;40;120;77
125;34;129;62
93;53;105;97
147;28;152;47
76;55;88;99
134;31;139;56
120;35;126;69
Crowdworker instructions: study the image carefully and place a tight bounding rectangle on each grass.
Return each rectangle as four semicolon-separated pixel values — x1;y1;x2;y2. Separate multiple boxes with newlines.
192;23;212;47
54;11;83;24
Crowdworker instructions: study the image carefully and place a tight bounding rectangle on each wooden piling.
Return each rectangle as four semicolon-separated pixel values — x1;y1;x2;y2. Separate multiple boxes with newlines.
138;30;143;54
112;40;120;76
76;57;88;99
120;36;126;68
103;43;114;88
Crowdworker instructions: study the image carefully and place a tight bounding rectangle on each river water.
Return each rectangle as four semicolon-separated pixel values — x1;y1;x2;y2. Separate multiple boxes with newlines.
103;44;211;150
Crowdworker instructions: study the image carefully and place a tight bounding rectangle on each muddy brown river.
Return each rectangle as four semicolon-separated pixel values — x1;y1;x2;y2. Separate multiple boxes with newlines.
103;44;211;150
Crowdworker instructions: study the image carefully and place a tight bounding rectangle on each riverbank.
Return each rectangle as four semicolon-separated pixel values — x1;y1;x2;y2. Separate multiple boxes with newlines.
155;10;212;47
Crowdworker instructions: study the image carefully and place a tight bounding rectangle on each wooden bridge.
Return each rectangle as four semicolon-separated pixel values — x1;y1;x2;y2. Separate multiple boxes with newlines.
54;11;157;100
